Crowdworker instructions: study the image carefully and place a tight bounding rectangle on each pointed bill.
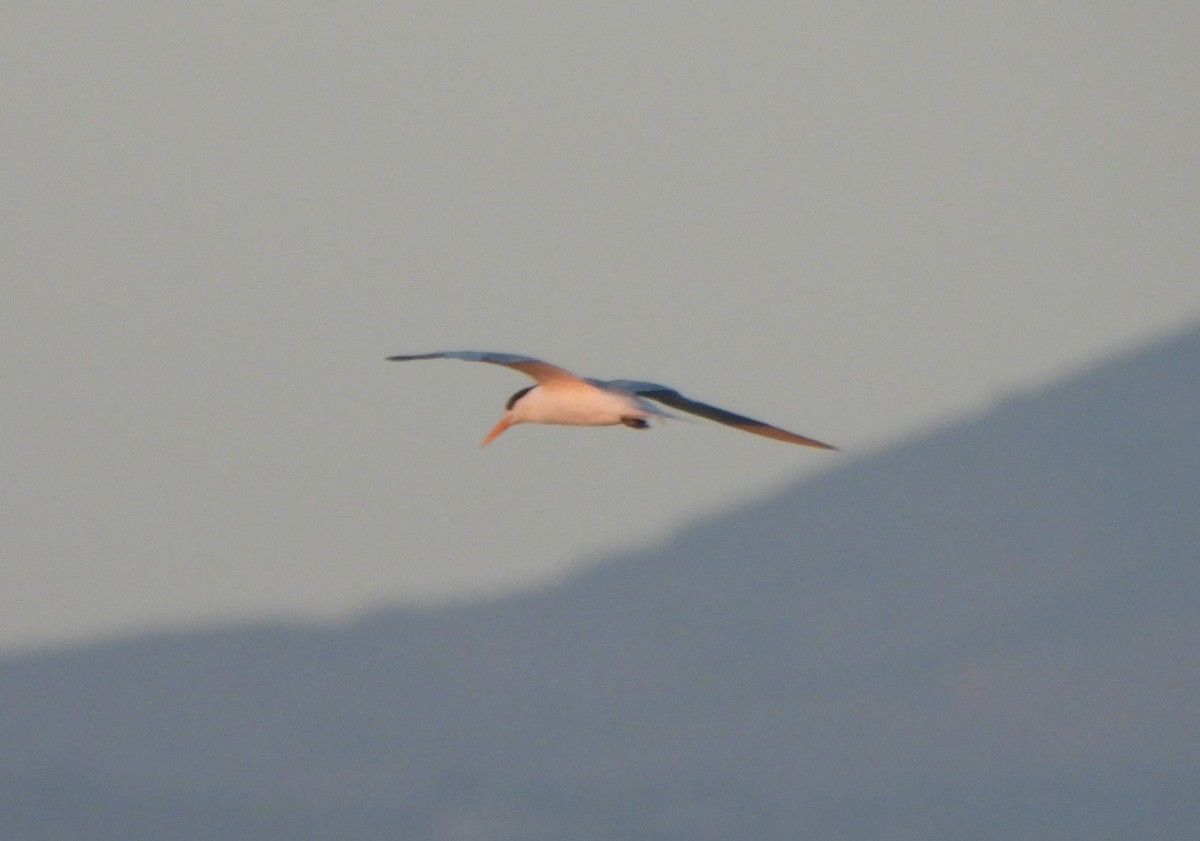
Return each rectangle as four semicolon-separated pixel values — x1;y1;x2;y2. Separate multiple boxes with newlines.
479;416;513;447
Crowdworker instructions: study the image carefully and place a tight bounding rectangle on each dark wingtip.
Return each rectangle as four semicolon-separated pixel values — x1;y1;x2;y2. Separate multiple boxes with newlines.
388;353;442;362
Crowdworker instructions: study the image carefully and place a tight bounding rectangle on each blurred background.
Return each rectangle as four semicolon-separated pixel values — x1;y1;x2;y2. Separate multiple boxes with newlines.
5;2;1198;654
5;4;1200;839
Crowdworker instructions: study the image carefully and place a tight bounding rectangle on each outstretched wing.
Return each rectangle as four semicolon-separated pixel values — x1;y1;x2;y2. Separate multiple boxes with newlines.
606;380;837;450
387;351;584;385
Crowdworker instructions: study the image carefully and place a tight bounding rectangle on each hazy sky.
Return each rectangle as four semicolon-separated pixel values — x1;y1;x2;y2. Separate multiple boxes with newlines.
5;2;1199;652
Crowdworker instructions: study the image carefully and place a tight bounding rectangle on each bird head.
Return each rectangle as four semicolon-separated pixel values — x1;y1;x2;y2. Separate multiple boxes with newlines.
479;385;535;447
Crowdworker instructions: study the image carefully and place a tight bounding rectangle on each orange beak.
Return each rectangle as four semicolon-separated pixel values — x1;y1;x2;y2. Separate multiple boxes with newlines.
479;416;513;447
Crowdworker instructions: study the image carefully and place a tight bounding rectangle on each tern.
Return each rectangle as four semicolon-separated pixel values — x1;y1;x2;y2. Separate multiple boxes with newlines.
387;350;836;450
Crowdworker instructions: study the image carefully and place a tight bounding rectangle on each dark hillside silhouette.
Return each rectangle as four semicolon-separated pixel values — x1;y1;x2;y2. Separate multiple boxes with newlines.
3;325;1198;840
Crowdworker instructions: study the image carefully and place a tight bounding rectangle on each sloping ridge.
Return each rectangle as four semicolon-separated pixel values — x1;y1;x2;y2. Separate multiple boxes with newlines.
2;326;1198;840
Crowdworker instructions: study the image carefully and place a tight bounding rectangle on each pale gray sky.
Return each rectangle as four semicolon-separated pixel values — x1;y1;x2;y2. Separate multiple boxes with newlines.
4;2;1199;652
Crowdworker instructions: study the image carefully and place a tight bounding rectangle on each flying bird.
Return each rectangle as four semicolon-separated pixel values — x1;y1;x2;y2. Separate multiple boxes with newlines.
387;350;836;450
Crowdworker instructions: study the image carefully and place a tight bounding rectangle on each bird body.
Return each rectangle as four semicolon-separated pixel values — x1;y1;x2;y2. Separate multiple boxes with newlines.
504;380;669;427
387;350;835;450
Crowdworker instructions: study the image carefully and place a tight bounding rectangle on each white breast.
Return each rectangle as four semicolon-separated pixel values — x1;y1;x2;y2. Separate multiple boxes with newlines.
513;382;645;427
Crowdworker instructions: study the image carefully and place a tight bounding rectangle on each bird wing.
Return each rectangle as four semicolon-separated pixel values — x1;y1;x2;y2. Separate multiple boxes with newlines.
605;380;837;450
386;351;585;385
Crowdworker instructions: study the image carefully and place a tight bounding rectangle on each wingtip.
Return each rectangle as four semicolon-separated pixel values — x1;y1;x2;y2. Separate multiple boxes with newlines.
801;439;839;451
777;430;838;450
